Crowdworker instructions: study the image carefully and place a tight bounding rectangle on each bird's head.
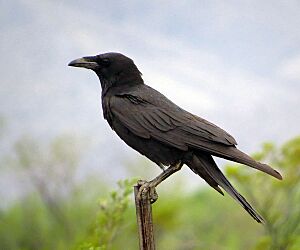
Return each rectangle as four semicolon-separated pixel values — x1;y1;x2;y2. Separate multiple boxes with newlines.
68;52;143;93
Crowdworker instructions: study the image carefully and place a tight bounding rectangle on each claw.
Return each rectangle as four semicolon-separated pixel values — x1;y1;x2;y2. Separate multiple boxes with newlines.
149;187;158;203
137;179;147;186
137;180;158;203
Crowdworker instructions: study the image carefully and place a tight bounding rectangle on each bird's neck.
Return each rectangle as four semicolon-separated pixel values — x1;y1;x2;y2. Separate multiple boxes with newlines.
99;73;144;97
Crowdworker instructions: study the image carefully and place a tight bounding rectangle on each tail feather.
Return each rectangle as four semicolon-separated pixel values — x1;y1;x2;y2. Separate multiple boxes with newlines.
189;162;224;195
196;141;282;180
217;147;282;180
187;153;265;223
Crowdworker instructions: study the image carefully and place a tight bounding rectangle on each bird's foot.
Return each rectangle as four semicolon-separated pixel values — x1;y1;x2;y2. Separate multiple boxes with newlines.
137;180;158;204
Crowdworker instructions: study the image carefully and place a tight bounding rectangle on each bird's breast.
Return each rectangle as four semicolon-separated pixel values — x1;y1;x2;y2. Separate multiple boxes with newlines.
102;96;114;128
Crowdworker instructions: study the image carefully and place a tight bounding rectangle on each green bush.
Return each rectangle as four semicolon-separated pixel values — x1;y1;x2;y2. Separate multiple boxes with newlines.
1;135;299;250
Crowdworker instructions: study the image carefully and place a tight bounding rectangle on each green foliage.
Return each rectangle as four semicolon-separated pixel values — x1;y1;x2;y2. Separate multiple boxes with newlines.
78;179;137;250
0;135;101;250
1;135;299;250
151;188;261;250
226;136;300;250
0;191;97;250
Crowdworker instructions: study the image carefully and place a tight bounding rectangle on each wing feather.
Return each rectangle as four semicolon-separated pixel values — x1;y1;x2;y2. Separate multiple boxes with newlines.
108;87;281;180
110;93;236;151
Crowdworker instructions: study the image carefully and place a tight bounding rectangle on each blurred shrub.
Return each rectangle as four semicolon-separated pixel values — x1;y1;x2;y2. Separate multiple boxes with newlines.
226;136;300;250
1;135;299;250
0;135;98;250
78;179;137;250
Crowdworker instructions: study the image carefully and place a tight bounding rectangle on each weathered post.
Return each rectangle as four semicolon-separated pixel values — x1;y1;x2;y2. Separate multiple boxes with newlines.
134;184;156;250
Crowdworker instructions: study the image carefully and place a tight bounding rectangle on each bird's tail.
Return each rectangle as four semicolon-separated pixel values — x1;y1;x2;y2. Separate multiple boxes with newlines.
187;153;265;223
218;147;282;180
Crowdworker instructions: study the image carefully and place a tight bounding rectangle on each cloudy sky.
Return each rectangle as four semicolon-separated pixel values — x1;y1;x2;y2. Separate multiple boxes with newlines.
1;0;300;192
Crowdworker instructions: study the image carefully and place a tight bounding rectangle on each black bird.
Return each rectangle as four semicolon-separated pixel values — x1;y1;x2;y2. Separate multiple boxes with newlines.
69;52;282;223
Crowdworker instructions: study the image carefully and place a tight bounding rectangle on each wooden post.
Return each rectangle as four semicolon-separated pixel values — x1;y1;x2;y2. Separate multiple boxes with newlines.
134;184;156;250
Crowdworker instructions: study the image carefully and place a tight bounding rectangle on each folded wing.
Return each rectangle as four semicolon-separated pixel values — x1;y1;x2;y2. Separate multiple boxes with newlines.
109;87;281;180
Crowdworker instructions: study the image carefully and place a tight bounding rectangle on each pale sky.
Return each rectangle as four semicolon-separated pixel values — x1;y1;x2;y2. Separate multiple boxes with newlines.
1;0;300;197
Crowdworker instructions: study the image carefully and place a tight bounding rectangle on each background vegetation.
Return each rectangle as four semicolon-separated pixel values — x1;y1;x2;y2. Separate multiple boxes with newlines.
0;129;299;249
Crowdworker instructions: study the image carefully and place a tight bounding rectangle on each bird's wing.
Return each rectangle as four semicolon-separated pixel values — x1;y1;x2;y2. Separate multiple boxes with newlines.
109;87;282;180
109;90;237;153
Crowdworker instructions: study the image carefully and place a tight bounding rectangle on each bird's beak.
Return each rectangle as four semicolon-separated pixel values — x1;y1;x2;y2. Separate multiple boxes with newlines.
68;56;98;70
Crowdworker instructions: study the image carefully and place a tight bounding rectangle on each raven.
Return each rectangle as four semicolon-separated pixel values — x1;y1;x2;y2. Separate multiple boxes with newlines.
69;52;282;223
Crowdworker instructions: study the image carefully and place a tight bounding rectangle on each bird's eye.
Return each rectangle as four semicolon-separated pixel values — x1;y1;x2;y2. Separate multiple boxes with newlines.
101;58;110;66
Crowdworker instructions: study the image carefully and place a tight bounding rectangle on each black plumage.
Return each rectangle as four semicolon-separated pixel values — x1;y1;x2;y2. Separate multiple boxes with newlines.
69;52;282;223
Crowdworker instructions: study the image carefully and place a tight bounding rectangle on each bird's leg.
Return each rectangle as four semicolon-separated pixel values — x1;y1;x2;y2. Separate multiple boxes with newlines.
158;163;166;172
137;162;183;203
